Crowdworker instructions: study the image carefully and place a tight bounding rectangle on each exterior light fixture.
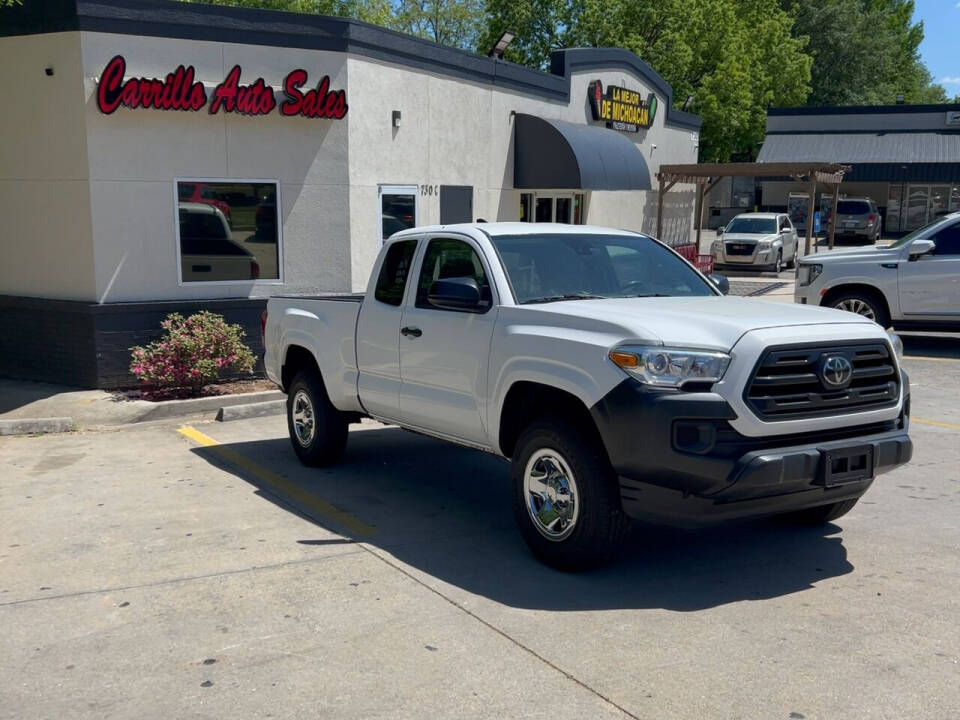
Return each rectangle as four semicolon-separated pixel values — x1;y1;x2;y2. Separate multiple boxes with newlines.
895;93;905;104
392;110;401;128
488;30;515;59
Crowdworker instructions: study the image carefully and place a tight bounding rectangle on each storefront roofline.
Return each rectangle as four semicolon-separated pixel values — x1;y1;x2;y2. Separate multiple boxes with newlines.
769;104;960;116
0;0;701;131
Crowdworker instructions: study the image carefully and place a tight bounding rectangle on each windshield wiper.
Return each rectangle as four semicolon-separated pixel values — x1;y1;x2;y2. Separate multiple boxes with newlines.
522;293;607;304
625;293;672;298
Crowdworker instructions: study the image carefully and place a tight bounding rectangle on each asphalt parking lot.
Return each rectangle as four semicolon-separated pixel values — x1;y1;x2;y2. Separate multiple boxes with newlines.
2;335;959;719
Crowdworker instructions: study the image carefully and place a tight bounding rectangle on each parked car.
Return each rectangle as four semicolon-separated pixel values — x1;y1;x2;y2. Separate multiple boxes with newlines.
712;212;798;273
178;182;232;225
178;202;259;282
263;223;912;570
831;197;882;245
796;210;960;329
253;190;277;241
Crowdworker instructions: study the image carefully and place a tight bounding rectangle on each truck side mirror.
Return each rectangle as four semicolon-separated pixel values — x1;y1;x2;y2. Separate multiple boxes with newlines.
427;277;483;311
707;273;730;295
908;238;935;260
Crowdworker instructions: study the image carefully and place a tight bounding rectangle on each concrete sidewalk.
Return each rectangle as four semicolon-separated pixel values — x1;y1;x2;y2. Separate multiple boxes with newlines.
0;378;283;432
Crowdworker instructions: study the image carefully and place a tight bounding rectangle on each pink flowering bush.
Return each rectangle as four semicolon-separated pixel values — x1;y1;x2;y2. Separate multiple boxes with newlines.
129;312;256;396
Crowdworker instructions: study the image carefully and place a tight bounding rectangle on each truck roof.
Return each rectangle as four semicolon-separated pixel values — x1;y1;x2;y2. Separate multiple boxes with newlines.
390;222;649;239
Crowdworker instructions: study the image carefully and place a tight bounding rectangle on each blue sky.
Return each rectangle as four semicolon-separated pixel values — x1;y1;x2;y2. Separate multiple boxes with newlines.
914;0;959;95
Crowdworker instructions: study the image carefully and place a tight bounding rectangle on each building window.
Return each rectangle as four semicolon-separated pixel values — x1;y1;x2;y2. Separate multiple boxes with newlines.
381;185;417;244
175;180;280;284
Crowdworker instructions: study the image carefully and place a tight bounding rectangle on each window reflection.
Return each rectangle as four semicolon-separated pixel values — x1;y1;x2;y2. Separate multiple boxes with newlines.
177;181;279;282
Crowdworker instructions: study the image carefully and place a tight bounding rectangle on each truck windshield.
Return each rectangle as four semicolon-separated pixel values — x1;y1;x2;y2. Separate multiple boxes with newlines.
490;233;716;304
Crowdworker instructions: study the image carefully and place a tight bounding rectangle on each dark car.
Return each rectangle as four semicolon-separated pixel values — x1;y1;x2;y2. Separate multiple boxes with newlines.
833;198;882;244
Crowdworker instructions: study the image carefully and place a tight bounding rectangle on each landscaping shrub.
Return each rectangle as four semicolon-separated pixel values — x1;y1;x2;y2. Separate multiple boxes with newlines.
129;311;255;396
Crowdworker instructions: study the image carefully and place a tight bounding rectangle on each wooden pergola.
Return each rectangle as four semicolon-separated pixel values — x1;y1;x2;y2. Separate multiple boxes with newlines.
655;162;851;255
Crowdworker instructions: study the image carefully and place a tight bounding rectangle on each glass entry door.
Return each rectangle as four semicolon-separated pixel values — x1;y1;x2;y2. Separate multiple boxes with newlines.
380;185;418;244
905;185;930;231
522;192;585;224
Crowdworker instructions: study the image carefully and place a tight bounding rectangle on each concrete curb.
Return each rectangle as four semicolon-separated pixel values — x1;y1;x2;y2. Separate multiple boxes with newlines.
134;390;285;423
216;399;286;422
0;417;76;436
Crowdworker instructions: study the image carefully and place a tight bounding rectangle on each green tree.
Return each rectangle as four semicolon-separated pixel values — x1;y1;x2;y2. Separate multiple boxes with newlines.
782;0;946;105
179;0;393;26
394;0;484;49
483;0;811;162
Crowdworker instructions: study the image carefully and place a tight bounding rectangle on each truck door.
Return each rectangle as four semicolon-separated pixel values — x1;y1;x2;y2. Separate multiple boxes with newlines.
398;235;497;446
356;238;419;421
899;220;960;319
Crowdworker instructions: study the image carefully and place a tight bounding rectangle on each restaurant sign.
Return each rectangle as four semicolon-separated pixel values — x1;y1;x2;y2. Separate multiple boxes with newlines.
588;80;656;132
96;55;348;119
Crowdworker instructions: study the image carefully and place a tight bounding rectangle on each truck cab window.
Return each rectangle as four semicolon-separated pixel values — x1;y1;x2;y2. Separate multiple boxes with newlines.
415;238;490;309
374;239;417;306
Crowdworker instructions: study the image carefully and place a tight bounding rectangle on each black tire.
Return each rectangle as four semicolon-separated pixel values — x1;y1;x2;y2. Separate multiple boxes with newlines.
511;418;630;571
785;250;796;270
827;290;890;329
286;368;348;467
779;498;859;525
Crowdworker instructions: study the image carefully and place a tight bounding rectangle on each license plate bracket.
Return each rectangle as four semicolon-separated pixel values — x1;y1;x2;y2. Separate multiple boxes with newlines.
819;445;874;486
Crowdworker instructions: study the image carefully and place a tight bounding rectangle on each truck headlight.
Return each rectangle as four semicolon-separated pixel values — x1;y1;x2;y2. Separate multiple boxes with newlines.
609;346;731;388
886;331;903;360
757;241;771;250
797;263;822;286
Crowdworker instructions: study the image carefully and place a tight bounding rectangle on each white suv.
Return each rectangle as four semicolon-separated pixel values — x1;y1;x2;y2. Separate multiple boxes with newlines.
712;212;798;273
795;211;960;329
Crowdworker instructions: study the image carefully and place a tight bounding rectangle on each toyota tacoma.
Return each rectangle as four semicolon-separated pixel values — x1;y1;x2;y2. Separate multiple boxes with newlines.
263;223;912;570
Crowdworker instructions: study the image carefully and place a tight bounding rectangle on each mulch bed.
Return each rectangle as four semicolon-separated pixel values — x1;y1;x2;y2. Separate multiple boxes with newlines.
111;378;279;402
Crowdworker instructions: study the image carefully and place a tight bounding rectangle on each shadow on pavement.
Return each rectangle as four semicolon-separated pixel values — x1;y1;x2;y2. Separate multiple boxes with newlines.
900;333;960;359
190;426;853;612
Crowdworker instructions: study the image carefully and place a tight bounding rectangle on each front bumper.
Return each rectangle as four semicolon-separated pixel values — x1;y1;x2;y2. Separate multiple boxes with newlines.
590;379;912;526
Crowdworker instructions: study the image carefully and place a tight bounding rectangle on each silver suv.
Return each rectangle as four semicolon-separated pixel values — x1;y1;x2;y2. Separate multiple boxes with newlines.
712;212;798;273
795;211;960;329
832;197;882;244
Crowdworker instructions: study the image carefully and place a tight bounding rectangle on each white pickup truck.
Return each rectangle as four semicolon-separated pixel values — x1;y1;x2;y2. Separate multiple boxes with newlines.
263;223;912;570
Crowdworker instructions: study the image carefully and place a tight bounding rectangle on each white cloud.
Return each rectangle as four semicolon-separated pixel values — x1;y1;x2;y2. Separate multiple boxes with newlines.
941;76;960;84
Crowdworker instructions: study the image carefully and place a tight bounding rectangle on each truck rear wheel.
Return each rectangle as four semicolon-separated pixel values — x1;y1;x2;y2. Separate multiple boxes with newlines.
511;418;630;571
287;369;348;467
780;498;859;525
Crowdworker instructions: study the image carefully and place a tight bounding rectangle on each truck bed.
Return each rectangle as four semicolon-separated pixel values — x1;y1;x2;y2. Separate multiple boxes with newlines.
271;293;364;303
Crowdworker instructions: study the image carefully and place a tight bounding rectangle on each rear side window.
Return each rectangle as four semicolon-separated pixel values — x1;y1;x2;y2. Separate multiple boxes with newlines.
932;222;960;256
374;239;417;306
837;201;871;215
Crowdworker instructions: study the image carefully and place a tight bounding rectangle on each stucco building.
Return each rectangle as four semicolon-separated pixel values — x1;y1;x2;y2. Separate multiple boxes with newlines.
0;0;701;387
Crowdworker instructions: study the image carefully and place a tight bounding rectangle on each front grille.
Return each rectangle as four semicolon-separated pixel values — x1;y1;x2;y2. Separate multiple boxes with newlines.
745;342;899;420
725;242;755;256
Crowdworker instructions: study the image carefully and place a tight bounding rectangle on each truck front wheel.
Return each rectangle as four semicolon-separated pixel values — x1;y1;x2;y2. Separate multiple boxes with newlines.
287;369;348;466
511;418;630;571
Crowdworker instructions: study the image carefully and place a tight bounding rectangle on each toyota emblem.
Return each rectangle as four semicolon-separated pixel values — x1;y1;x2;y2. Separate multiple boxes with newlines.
820;355;853;388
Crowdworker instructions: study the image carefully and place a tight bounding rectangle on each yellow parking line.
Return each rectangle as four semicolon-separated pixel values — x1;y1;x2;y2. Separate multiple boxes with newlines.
913;417;960;431
903;355;960;363
177;425;377;536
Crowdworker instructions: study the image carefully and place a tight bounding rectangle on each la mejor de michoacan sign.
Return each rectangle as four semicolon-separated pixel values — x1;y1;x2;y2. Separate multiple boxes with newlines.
588;79;656;132
96;55;348;119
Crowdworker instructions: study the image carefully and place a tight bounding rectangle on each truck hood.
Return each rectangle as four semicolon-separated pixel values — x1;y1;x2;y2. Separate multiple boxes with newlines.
800;245;901;263
520;296;873;351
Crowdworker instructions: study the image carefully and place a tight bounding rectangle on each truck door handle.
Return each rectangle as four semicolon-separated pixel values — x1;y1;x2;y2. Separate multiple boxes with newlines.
400;326;422;338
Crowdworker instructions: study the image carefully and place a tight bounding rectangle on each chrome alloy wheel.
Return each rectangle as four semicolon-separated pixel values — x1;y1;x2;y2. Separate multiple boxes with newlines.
523;448;580;541
834;298;876;321
291;389;315;447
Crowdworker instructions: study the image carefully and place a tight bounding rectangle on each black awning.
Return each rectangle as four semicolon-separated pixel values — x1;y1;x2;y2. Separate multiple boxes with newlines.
513;113;652;191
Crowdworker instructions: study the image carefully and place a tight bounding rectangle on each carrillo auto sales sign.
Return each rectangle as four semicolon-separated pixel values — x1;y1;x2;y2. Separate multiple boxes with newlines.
96;55;348;119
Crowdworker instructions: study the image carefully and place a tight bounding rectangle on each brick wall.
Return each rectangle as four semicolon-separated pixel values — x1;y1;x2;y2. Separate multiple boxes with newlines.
0;295;267;389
